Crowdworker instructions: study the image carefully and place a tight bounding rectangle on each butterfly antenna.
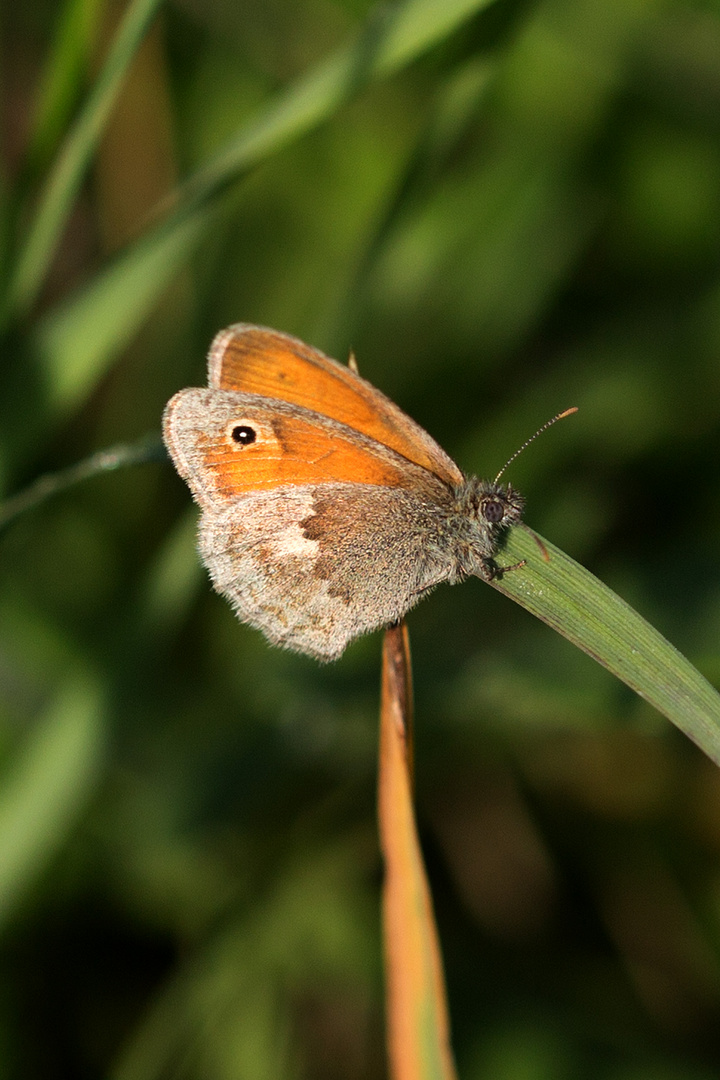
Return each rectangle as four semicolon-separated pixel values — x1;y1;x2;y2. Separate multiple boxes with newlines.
493;407;578;484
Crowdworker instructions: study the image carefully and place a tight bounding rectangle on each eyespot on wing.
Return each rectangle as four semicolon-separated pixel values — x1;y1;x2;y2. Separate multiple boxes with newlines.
162;389;443;508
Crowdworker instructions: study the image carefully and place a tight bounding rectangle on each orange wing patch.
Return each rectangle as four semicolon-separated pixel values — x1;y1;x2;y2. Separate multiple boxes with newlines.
207;325;463;487
201;413;412;498
163;390;441;510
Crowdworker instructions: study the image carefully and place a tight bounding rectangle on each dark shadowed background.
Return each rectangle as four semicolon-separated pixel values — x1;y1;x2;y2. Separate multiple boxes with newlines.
3;0;720;1077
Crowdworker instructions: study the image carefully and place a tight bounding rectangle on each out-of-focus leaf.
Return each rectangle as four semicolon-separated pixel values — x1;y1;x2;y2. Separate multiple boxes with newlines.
32;0;499;419
180;0;501;207
3;0;164;323
0;672;105;930
36;211;207;412
24;0;104;172
110;847;375;1080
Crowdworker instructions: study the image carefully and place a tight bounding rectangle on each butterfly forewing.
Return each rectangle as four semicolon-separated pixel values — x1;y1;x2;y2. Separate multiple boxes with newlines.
162;390;448;510
208;325;463;487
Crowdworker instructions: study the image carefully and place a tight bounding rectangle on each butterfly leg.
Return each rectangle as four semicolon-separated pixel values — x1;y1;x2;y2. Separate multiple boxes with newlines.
476;557;527;582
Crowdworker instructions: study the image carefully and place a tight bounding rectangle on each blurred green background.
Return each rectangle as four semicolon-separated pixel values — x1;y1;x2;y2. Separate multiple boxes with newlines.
3;0;720;1077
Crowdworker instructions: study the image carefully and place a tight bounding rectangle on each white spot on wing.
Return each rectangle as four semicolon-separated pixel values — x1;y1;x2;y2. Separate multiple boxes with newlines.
266;519;319;559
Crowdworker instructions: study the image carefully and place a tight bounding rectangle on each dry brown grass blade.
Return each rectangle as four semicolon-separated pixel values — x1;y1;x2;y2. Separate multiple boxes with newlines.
378;623;458;1080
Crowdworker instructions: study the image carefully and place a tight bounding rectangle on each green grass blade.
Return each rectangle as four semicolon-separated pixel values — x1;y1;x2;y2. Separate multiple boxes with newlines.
494;527;720;765
37;209;208;412
0;434;165;532
33;0;498;419
24;0;104;173
3;0;163;323
181;0;499;208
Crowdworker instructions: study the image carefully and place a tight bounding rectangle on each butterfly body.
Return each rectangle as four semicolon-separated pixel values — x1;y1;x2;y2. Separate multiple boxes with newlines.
163;326;524;661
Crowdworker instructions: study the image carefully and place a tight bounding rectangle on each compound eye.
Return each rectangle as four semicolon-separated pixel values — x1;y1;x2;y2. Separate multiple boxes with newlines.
230;425;257;446
482;498;505;524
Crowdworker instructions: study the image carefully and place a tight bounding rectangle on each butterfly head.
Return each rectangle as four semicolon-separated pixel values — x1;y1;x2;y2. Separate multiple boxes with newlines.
455;476;525;538
476;480;524;530
451;476;525;582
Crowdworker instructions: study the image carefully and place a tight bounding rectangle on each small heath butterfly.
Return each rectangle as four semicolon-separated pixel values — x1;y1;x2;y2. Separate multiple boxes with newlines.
163;325;574;661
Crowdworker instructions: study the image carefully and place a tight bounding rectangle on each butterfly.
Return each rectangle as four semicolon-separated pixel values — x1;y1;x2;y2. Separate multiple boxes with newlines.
163;325;572;661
